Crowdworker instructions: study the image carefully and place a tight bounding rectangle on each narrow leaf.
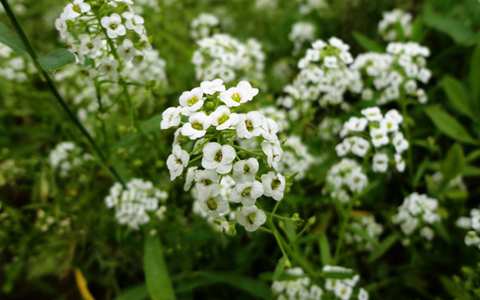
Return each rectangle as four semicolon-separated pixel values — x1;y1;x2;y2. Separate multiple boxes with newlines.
423;6;478;46
144;235;176;300
352;32;383;52
441;143;465;184
38;48;75;71
116;285;148;300
425;105;478;145
318;233;332;265
441;76;474;119
0;22;26;53
195;272;271;300
470;43;480;106
368;234;398;262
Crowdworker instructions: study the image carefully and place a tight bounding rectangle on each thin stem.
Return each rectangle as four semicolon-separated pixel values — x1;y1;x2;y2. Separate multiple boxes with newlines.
334;200;353;263
1;0;125;186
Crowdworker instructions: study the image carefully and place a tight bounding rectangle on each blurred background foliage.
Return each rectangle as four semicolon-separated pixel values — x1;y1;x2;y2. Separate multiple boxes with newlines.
1;0;480;299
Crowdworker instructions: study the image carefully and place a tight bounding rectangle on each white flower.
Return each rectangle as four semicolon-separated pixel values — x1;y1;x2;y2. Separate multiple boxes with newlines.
179;87;204;113
220;81;259;107
370;128;389;148
200;79;226;95
64;0;91;20
198;192;230;217
237;112;265;139
361;107;383;122
181;112;211;140
166;145;189;180
194;169;220;194
236;205;266;232
101;14;126;38
117;39;136;61
393;132;409;153
210;105;239;130
351;137;370;157
184;166;198;191
122;11;145;35
232;158;259;182
160;107;181;129
261;172;285;201
231;180;264;206
372;152;389;173
262;140;283;169
201;142;236;174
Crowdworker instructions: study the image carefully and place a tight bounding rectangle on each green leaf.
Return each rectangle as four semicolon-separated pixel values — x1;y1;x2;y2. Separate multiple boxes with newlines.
425;105;478;145
352;32;383;52
422;6;478;46
470;43;480;106
441;76;474;119
368;234;398;262
38;48;75;71
192;272;271;300
116;285;148;300
0;22;26;54
144;235;176;300
441;143;465;184
318;233;332;265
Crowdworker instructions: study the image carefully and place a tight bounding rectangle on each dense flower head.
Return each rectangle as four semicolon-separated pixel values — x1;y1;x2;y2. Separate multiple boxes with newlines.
48;142;93;178
457;208;480;250
345;214;384;251
272;267;324;300
289;22;316;54
278;136;315;180
161;79;285;232
322;265;369;300
378;9;413;41
0;42;33;82
191;13;220;40
192;34;265;83
392;193;441;243
278;37;362;120
55;0;167;85
105;178;168;229
324;158;368;203
336;107;409;173
352;43;431;105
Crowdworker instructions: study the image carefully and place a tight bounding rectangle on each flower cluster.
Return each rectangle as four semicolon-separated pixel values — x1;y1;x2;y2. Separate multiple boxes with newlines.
323;265;369;300
55;0;167;85
272;267;324;300
351;43;431;105
0;42;32;82
289;22;316;54
345;214;383;251
161;79;285;232
190;13;220;40
278;136;315;180
392;193;441;243
457;208;480;250
278;38;361;119
336;107;409;173
192;34;265;83
48;142;92;178
324;158;368;203
378;9;413;42
105;179;168;229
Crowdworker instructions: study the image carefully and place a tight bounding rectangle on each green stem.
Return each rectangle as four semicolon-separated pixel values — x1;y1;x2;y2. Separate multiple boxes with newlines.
334;200;353;263
0;0;125;186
